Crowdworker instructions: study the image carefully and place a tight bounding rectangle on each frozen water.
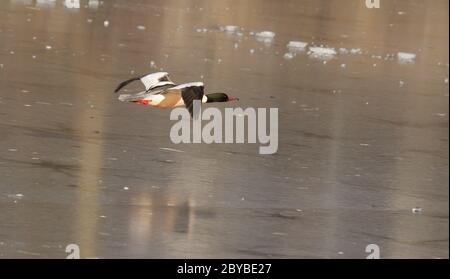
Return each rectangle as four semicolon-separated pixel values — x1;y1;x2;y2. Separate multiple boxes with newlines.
350;48;362;55
64;0;80;9
255;31;275;44
287;41;308;52
283;52;295;60
397;52;416;64
339;48;349;54
220;25;239;33
255;31;275;38
287;41;308;49
308;46;337;60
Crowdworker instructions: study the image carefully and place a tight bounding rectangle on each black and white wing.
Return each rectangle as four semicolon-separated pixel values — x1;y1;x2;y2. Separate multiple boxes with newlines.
114;72;174;93
114;72;175;102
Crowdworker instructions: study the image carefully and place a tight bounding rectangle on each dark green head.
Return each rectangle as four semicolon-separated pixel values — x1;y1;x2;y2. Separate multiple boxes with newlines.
206;93;239;103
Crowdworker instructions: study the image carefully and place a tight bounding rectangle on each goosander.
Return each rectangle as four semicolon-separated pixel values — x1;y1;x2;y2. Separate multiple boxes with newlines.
114;72;239;116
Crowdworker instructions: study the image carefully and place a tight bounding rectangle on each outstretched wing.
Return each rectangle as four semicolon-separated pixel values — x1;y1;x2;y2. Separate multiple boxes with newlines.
179;83;204;118
114;72;175;93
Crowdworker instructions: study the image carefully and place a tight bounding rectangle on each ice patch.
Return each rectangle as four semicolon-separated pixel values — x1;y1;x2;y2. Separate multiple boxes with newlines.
339;48;349;54
287;41;308;52
103;20;109;27
64;0;80;9
350;48;362;55
220;25;239;33
136;25;146;31
308;46;337;60
88;0;99;9
397;52;416;64
283;53;294;60
36;0;56;8
254;31;275;44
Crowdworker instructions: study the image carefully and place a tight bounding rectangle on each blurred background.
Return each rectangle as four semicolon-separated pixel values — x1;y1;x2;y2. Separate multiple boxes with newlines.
0;0;448;258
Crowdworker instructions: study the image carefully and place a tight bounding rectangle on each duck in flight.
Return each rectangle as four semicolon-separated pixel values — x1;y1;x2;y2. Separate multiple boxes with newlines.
114;72;239;117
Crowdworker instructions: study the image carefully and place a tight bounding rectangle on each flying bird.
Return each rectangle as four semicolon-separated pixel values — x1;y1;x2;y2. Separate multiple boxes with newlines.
114;72;239;117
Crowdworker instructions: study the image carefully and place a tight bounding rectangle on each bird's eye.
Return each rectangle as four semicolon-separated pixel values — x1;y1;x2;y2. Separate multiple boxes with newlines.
160;76;169;82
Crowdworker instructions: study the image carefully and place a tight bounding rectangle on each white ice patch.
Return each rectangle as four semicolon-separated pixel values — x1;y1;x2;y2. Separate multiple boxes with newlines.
36;0;56;8
287;41;308;52
308;46;337;60
103;20;110;27
350;48;362;55
88;0;99;9
64;0;80;9
283;53;294;60
397;52;416;64
136;25;146;31
254;31;275;44
339;48;349;54
220;25;239;33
